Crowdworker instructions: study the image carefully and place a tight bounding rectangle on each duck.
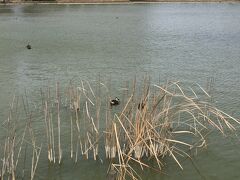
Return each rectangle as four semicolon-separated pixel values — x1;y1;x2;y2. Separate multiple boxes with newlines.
138;102;145;110
110;97;120;106
26;43;32;49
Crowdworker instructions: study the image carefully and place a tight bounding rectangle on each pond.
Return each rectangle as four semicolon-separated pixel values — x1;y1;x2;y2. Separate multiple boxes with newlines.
0;3;240;180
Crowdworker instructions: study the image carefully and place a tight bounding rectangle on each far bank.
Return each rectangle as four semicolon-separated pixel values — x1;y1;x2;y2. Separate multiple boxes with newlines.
1;0;240;4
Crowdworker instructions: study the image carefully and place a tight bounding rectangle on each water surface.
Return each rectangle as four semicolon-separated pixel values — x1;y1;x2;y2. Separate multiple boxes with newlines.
0;3;240;179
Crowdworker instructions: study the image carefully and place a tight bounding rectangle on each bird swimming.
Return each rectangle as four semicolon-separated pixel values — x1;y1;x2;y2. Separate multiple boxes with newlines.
138;102;145;110
26;43;32;49
110;97;120;106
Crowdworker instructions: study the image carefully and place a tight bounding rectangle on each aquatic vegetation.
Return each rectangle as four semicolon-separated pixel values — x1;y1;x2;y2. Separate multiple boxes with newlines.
0;95;42;180
0;78;239;180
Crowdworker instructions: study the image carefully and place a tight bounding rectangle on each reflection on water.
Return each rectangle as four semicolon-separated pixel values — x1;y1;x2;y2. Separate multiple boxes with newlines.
0;3;240;180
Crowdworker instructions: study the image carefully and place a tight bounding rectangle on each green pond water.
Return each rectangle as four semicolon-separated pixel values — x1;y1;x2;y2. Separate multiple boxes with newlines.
0;3;240;180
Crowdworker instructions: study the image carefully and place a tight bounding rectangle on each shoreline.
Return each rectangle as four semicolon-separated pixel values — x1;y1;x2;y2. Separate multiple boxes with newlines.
1;0;240;5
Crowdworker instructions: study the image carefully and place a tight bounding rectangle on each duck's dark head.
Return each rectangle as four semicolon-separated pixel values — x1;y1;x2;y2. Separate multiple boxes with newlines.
138;102;145;110
26;44;32;49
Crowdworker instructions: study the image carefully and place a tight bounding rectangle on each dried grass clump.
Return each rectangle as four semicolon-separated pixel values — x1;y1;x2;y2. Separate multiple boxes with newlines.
104;80;240;180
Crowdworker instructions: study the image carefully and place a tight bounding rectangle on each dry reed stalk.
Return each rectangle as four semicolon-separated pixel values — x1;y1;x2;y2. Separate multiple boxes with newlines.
43;100;50;161
56;82;62;164
42;87;56;163
50;112;56;164
74;90;81;162
26;113;42;180
75;141;79;163
70;116;73;159
94;97;101;159
15;125;27;172
68;82;76;159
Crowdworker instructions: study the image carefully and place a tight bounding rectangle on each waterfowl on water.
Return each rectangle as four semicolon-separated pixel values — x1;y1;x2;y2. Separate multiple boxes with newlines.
26;43;32;49
110;97;120;106
138;102;145;110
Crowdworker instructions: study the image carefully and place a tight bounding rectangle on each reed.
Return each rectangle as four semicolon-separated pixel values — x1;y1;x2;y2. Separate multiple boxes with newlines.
104;79;240;179
56;82;62;164
1;77;239;180
27;114;42;180
0;95;42;180
41;87;56;163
